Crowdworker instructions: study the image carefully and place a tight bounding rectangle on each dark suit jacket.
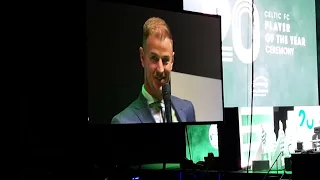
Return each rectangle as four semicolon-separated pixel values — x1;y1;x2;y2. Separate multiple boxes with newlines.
111;93;196;124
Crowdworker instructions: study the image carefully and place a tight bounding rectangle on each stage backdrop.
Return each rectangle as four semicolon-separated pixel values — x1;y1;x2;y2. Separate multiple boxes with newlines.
183;0;319;107
238;106;320;168
183;0;319;168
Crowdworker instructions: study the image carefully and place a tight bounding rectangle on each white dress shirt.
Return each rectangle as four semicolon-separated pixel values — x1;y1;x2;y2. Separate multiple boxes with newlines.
141;85;178;123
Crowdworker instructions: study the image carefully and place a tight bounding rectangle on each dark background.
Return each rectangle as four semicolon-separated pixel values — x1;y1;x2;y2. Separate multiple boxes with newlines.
87;1;222;124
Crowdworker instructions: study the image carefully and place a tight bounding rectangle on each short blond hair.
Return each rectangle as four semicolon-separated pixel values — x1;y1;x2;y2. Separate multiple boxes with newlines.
142;17;173;48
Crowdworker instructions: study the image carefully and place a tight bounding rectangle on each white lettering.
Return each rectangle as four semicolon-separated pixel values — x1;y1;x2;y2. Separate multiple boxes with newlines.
265;21;291;32
265;45;295;55
283;14;290;21
290;36;306;46
276;35;288;45
265;33;274;43
264;11;281;20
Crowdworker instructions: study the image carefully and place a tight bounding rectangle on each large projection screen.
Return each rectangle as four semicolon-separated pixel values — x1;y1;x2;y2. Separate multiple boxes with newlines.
184;0;319;108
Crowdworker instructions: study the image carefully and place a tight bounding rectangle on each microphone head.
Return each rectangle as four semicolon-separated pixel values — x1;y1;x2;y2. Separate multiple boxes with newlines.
162;83;171;100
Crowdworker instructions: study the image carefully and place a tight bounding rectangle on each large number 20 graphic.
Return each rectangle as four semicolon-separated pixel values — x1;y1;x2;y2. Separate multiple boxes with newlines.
232;0;260;64
299;110;314;129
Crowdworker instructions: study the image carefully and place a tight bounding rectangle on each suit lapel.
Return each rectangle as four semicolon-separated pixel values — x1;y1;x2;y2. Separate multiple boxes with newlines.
172;97;186;122
132;93;156;123
131;94;187;123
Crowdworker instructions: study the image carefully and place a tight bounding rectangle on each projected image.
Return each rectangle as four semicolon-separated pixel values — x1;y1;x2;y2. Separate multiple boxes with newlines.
88;2;223;124
238;107;276;168
186;124;219;162
171;72;223;122
238;106;320;169
183;0;319;107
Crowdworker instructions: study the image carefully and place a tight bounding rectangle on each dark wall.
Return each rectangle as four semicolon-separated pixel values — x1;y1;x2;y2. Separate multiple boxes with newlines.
101;0;183;11
219;108;241;171
90;124;186;167
20;1;89;178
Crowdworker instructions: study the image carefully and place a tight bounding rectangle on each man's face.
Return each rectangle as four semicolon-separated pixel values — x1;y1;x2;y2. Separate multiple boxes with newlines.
139;35;174;100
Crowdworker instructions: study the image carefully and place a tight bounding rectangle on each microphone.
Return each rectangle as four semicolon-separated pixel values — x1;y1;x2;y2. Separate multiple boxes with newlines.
263;152;283;180
162;83;172;123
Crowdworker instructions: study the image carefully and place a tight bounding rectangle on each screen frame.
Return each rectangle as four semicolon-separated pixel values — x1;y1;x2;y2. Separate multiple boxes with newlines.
88;1;225;125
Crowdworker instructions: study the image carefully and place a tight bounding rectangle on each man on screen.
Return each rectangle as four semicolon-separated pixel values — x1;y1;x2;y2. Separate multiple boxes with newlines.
111;17;196;124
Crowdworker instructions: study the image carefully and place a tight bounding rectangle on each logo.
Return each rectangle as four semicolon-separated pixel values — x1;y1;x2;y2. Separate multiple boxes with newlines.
208;124;219;149
292;106;320;150
250;76;269;97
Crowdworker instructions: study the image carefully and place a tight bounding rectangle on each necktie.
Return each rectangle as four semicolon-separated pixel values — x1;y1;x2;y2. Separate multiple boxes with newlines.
149;101;166;123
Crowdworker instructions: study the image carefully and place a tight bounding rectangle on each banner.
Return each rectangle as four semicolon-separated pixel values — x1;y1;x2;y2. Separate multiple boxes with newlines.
183;0;319;107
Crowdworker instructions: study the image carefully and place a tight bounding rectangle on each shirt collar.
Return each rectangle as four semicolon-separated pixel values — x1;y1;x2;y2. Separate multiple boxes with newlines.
141;84;163;105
